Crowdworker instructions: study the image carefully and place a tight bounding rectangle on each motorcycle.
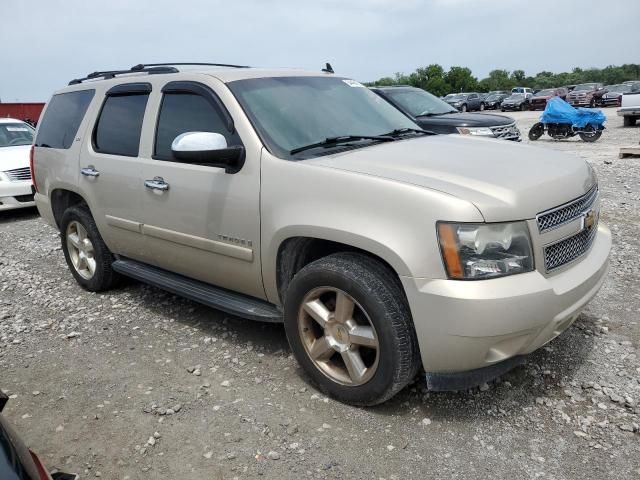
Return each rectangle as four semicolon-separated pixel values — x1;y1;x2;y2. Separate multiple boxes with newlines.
528;97;605;143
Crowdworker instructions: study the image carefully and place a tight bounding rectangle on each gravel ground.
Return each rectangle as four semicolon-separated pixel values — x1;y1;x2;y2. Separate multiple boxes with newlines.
1;108;639;480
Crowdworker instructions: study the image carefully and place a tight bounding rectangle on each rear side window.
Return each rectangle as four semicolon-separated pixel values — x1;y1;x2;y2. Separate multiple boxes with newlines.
94;93;149;157
35;90;95;149
154;92;241;161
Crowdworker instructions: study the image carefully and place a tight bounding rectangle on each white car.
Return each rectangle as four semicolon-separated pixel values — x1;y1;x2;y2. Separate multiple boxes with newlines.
0;118;36;211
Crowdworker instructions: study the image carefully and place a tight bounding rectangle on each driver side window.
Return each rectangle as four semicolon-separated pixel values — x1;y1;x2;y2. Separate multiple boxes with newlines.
154;92;241;161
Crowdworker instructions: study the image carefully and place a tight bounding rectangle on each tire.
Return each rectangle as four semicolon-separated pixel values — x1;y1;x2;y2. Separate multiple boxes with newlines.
528;122;545;141
461;104;467;112
520;103;526;111
578;126;602;142
480;102;485;111
283;252;420;406
60;205;120;292
623;116;637;127
501;108;505;112
589;98;595;108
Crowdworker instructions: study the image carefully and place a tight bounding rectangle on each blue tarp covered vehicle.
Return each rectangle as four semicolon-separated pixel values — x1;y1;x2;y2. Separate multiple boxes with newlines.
541;97;606;128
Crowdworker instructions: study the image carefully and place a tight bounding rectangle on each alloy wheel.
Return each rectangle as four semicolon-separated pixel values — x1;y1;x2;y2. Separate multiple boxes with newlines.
298;287;379;386
66;221;96;280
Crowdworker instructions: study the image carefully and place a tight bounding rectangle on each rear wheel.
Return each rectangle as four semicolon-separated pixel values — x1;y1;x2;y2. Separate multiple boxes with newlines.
528;122;545;141
283;252;420;406
579;125;602;142
60;206;120;291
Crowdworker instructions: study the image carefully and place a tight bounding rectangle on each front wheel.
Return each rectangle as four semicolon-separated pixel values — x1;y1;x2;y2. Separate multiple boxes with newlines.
60;206;121;291
528;122;545;141
520;103;526;111
283;253;420;406
623;116;637;127
480;102;485;111
589;98;596;108
461;104;467;112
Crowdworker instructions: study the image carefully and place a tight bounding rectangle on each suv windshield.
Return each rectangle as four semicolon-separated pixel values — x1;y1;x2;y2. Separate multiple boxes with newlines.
229;76;418;159
384;89;457;117
0;123;34;148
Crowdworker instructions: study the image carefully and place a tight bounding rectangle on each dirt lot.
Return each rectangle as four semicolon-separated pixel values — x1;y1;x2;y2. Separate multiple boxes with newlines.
1;108;639;480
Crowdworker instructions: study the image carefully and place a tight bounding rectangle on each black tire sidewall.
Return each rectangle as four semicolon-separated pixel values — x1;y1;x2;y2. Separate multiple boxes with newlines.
60;206;117;291
283;254;417;405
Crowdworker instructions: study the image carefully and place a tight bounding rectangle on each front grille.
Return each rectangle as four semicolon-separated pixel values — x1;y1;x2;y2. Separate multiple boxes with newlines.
536;187;598;233
490;123;521;141
4;167;31;182
544;223;598;271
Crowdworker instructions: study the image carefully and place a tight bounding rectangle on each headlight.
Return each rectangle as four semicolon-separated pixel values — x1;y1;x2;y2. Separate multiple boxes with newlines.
437;222;534;279
456;127;494;136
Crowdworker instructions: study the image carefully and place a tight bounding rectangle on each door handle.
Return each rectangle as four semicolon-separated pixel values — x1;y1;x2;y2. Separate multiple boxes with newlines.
144;176;170;191
81;166;100;177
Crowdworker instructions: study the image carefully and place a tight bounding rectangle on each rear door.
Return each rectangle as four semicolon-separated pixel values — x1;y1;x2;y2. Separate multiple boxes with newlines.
136;79;264;299
79;83;150;260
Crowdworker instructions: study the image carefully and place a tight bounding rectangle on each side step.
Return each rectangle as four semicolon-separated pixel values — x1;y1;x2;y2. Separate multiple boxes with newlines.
112;258;282;323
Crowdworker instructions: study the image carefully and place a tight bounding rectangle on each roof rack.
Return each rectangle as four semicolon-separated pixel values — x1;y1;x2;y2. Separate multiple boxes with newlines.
131;62;250;70
68;62;250;86
68;66;179;85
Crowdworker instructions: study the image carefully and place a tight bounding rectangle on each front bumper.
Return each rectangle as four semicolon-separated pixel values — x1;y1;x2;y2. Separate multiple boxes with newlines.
402;223;611;378
0;181;35;211
567;98;591;106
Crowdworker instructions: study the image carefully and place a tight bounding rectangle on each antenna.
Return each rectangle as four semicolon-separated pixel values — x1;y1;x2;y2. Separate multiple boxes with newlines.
322;63;334;74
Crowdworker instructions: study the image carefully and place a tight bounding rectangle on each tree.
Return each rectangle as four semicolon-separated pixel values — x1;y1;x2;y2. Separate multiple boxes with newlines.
445;66;478;93
511;69;525;84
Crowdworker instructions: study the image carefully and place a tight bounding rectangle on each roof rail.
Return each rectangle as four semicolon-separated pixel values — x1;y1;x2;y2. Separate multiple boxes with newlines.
131;62;250;70
68;66;178;85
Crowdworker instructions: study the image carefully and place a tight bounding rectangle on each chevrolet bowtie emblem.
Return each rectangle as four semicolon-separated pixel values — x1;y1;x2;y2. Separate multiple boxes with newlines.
584;209;597;230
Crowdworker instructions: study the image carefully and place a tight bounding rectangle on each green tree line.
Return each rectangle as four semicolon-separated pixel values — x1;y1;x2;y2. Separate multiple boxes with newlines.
366;64;640;96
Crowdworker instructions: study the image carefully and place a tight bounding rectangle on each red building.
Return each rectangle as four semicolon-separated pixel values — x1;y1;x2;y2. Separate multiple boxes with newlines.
0;102;46;124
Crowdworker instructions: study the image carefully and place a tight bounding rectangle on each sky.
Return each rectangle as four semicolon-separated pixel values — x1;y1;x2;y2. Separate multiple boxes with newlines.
1;0;639;101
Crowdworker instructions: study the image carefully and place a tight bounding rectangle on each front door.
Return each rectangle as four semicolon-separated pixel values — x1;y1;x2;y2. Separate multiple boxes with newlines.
137;80;264;299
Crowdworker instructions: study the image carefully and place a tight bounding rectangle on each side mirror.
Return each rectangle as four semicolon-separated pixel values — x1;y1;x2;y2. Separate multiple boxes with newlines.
171;132;245;173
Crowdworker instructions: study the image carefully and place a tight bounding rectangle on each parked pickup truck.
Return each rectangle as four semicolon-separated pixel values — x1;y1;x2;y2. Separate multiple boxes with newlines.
618;90;640;126
566;83;607;108
33;63;611;405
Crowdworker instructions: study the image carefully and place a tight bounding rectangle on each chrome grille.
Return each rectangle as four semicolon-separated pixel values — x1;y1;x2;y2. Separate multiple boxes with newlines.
4;167;31;182
490;123;521;141
536;187;598;233
544;222;598;271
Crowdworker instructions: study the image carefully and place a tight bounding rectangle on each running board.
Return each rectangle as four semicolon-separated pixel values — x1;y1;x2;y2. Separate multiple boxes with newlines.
112;258;282;323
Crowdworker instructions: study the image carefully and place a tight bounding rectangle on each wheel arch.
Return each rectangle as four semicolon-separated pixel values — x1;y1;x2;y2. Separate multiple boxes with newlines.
270;230;410;305
50;188;89;228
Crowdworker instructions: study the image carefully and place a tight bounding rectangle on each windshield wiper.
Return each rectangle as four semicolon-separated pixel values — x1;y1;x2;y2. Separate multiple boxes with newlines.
382;127;436;137
290;135;394;155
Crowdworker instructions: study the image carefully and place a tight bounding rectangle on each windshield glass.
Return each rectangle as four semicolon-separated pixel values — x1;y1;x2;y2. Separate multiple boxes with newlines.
574;84;597;91
535;89;555;96
0;123;35;148
448;94;465;101
485;94;502;101
607;84;630;93
229;77;418;159
384;89;456;117
506;94;524;101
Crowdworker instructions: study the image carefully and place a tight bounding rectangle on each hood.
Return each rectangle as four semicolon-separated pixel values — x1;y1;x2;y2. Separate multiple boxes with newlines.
306;135;594;222
0;145;31;172
416;112;513;128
